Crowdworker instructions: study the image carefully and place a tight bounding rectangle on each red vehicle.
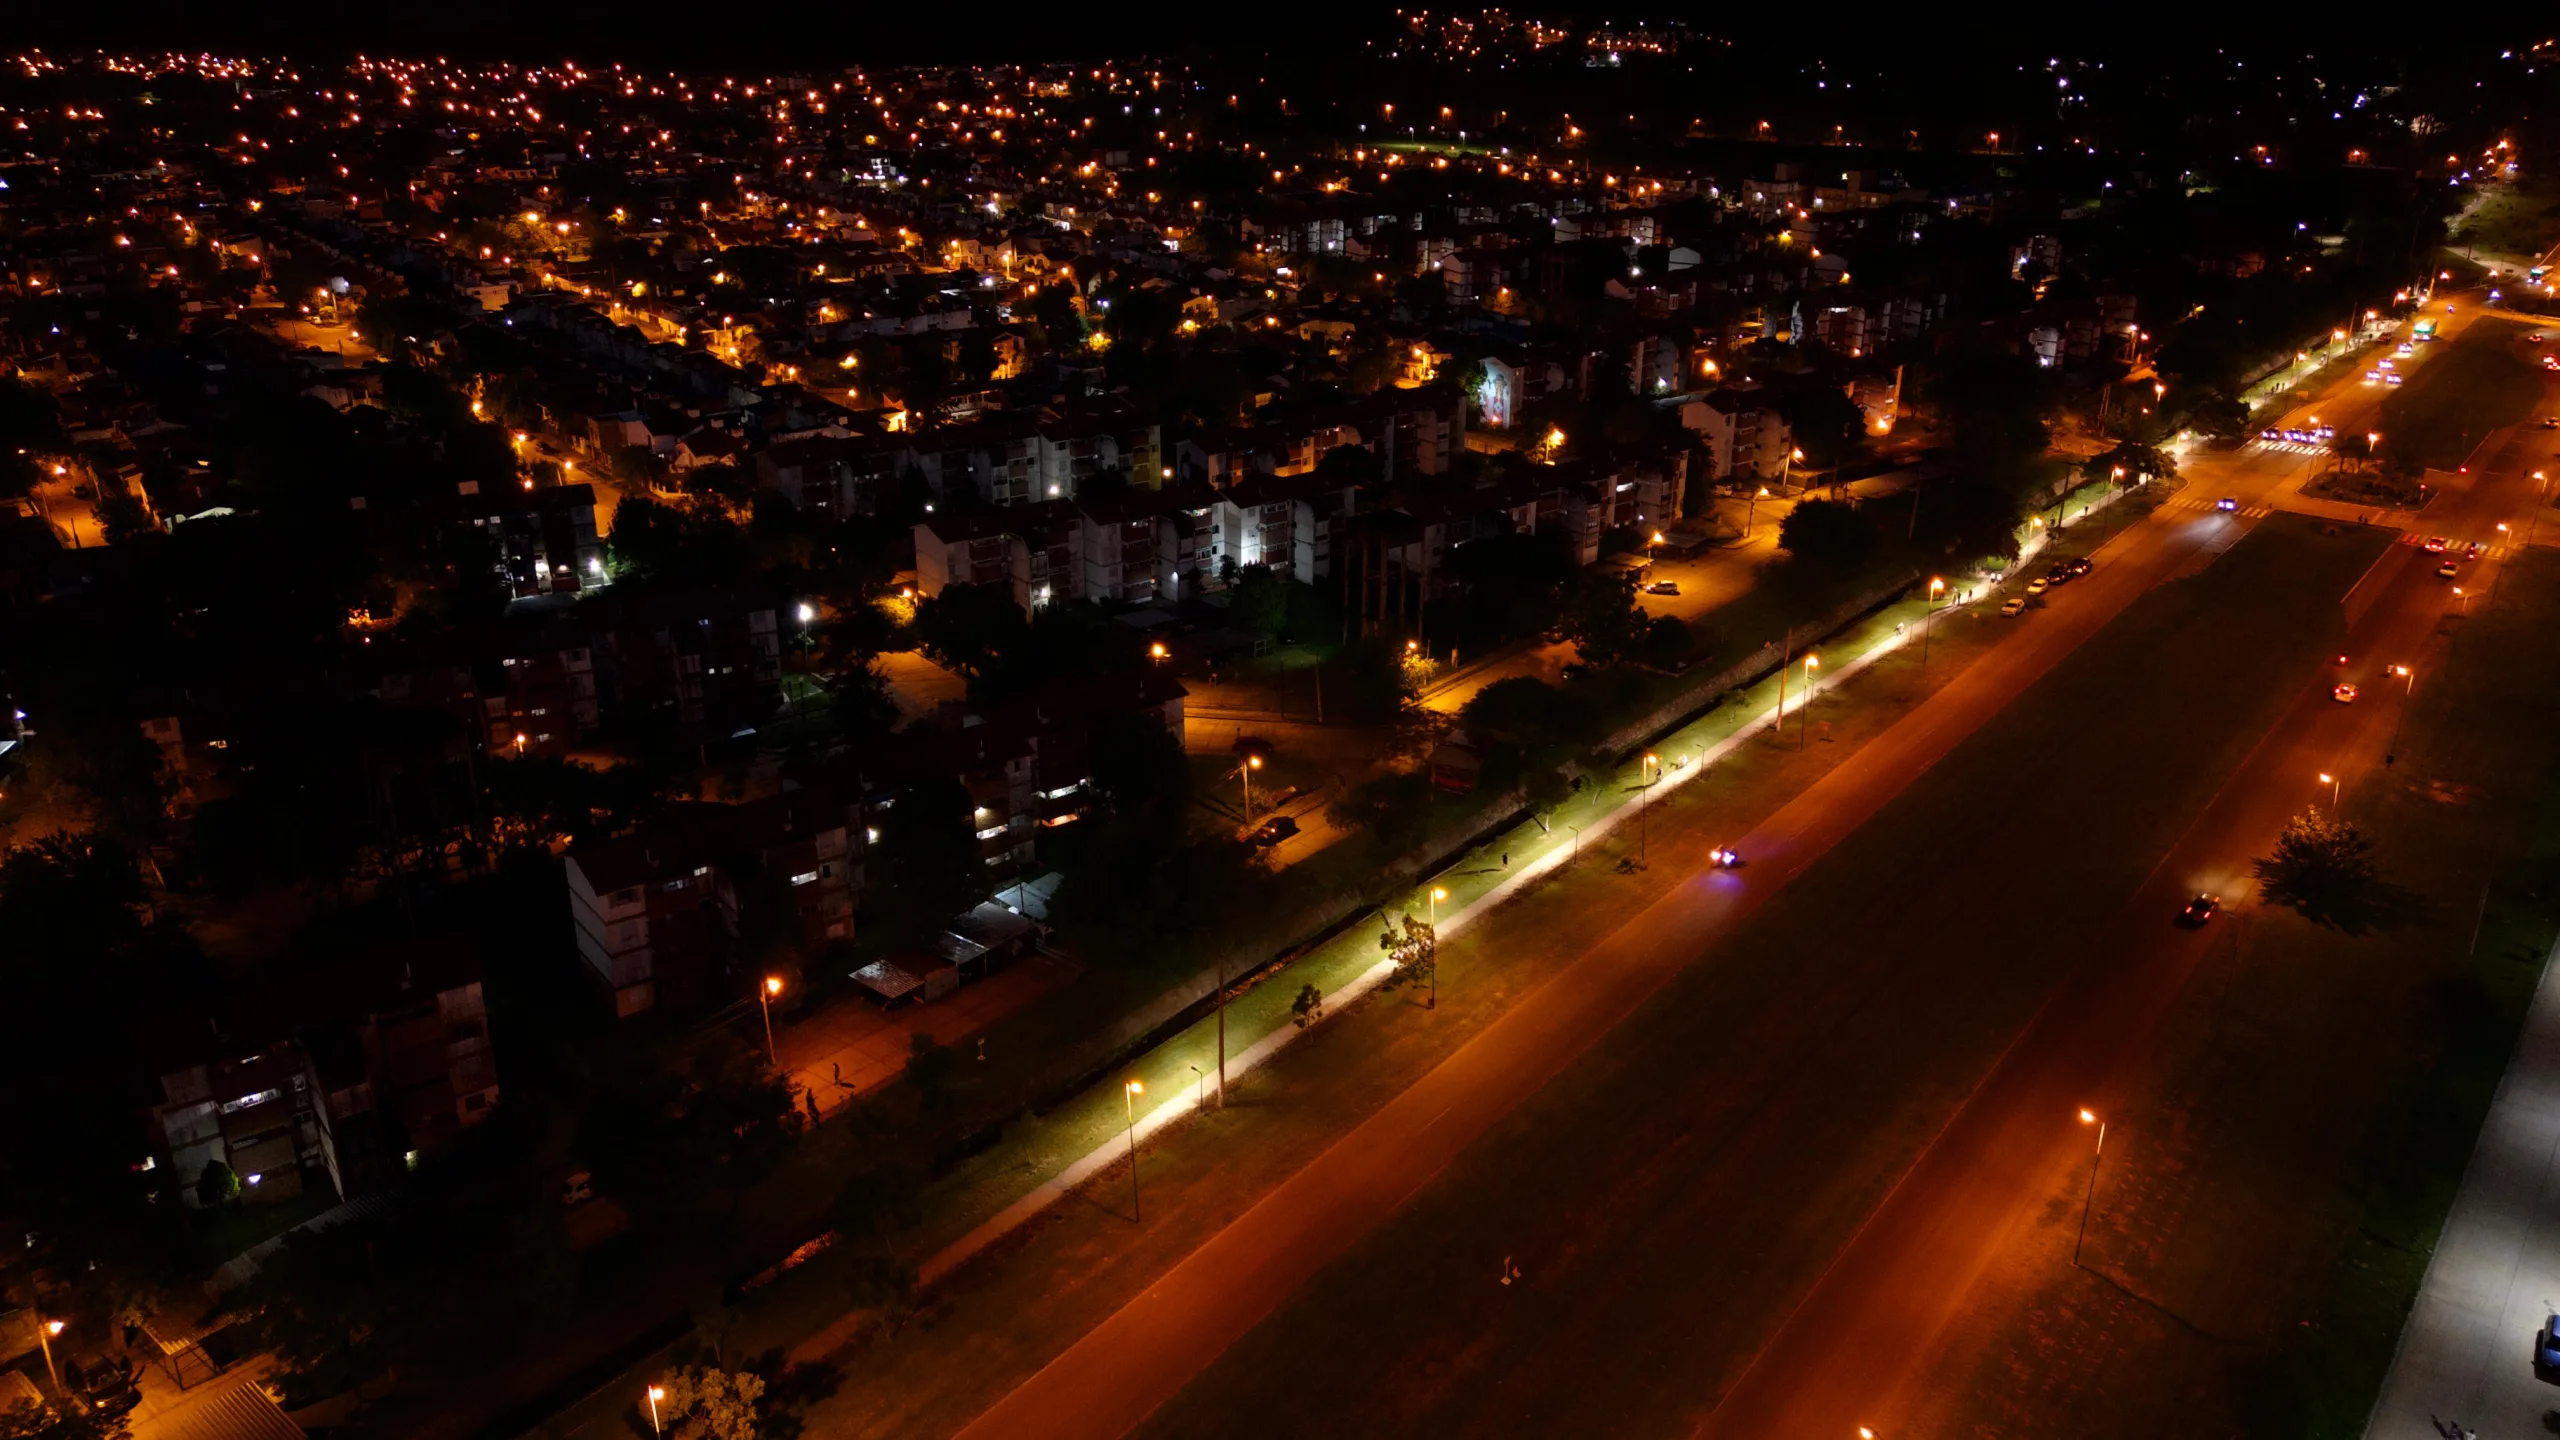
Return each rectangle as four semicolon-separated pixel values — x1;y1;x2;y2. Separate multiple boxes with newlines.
2422;536;2449;553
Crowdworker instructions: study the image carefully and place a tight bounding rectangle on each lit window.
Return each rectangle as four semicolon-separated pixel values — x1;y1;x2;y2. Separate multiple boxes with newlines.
790;870;819;887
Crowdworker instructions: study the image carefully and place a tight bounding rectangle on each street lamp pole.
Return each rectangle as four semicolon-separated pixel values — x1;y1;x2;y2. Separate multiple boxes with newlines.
1923;577;1945;666
1239;752;1262;821
1427;886;1448;1009
1799;654;1821;749
1639;753;1660;866
1123;1079;1145;1221
2074;1109;2107;1268
1215;953;1227;1108
647;1386;666;1439
759;976;783;1067
34;1318;61;1398
2320;771;2341;811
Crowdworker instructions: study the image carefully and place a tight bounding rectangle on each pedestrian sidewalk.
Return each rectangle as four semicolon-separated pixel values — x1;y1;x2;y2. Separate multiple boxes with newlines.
2364;931;2560;1440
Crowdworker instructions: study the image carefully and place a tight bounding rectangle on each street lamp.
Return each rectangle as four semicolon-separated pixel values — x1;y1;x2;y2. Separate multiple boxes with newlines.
1924;577;1945;666
1428;886;1449;1009
34;1318;61;1397
1639;752;1661;866
1746;485;1771;538
2074;1108;2107;1268
2319;771;2340;810
1123;1079;1146;1220
2394;664;2413;694
2453;584;2470;615
1799;653;1821;749
1240;752;1263;819
647;1386;666;1438
1150;640;1168;665
759;976;784;1067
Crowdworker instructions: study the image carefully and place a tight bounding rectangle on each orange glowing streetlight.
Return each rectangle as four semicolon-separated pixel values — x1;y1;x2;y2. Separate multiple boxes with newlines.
1123;1079;1146;1220
1427;885;1450;1009
1923;577;1947;666
757;974;785;1065
1149;640;1168;665
646;1387;666;1438
2319;771;2340;809
2074;1109;2107;1267
1798;653;1821;749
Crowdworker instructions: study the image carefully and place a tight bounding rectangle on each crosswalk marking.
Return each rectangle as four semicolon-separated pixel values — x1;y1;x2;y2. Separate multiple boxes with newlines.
2161;495;2271;518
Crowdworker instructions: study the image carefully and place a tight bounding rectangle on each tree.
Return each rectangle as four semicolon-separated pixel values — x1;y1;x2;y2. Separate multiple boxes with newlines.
2250;808;2424;933
654;1366;766;1440
1228;564;1289;636
863;777;984;944
94;489;156;544
913;582;1028;680
1378;914;1437;994
194;1161;241;1209
1642;615;1695;669
1556;568;1648;668
1776;386;1867;475
1290;983;1325;1028
1777;498;1879;574
1325;769;1436;854
1911;476;2027;565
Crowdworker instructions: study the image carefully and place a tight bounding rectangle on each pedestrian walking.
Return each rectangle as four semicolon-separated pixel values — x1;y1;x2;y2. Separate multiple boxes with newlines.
1502;852;1509;867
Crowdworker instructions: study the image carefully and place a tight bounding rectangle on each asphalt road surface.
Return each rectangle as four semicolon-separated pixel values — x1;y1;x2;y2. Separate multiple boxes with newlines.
948;300;2534;1440
1699;441;2537;1439
954;445;2362;1440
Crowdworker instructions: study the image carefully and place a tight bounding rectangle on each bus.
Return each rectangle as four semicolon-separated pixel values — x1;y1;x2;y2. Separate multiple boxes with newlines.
2413;317;2439;341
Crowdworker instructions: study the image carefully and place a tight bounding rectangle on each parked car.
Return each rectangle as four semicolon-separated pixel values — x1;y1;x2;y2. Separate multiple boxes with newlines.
1999;596;2028;616
2537;1313;2560;1379
2179;894;2221;926
1646;580;1680;596
1249;815;1300;847
2024;578;2048;596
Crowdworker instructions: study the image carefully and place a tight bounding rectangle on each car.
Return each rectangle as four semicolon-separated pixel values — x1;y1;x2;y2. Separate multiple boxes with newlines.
1999;596;2028;616
1248;815;1300;847
2216;496;2240;512
1646;580;1680;596
2069;556;2094;576
2044;564;2073;585
2398;342;2417;356
2387;373;2406;385
2543;416;2560;429
2363;369;2383;382
2422;535;2449;552
2333;682;2360;703
2538;1313;2560;1379
2533;333;2550;344
2438;560;2461;578
2024;578;2048;595
2179;894;2222;926
2315;425;2337;440
2545;355;2560;372
2377;357;2397;370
